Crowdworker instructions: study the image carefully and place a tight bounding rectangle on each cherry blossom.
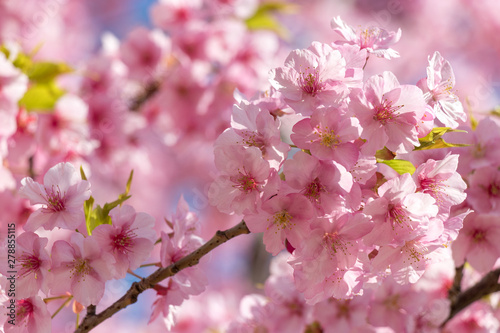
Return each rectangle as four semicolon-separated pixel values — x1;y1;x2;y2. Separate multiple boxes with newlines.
413;153;467;217
466;166;500;214
244;193;314;255
350;71;427;154
18;162;91;231
209;146;276;215
4;296;51;333
269;42;347;114
282;150;354;215
363;173;438;247
417;51;466;128
290;106;361;168
92;205;156;278
50;233;114;307
451;213;500;273
13;232;51;298
215;100;289;170
331;16;402;59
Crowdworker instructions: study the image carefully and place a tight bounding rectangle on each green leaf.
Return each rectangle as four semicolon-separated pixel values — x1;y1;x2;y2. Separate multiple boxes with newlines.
84;196;96;235
80;166;88;181
84;170;134;235
12;52;33;73
27;62;73;83
18;81;65;112
244;1;296;39
415;127;469;151
379;159;416;175
124;170;134;196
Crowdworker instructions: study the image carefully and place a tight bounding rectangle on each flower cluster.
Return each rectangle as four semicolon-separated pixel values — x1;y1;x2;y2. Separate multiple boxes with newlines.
209;16;469;316
2;0;500;331
0;163;159;330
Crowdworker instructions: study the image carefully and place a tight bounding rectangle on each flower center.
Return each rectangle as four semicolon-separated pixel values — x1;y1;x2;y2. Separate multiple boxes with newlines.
488;183;500;197
401;241;427;265
238;130;267;156
388;204;413;231
113;229;136;254
304;178;325;202
298;67;324;97
272;210;293;230
45;185;66;212
315;125;341;148
418;177;444;205
373;99;404;125
233;168;259;194
17;299;34;322
472;230;485;243
70;258;92;281
359;27;379;49
18;253;41;279
323;232;352;257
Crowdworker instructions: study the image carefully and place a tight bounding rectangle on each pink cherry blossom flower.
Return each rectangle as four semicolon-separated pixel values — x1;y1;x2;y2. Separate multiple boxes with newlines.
367;277;427;332
413;153;467;218
92;205;156;279
446;118;500;175
4;296;51;333
293;260;365;304
290;107;361;168
150;0;202;31
36;94;96;157
282;150;354;215
443;301;500;333
466;166;500;214
215;100;289;170
209;146;276;215
451;213;500;273
120;26;170;81
371;237;447;284
331;44;367;89
14;232;51;298
244;193;314;255
417;51;465;128
263;253;314;333
50;233;114;307
18;162;91;231
290;214;372;302
269;42;347;114
363;173;438;247
313;296;370;333
227;294;270;333
350;71;427;154
170;195;201;237
151;228;208;326
331;16;402;59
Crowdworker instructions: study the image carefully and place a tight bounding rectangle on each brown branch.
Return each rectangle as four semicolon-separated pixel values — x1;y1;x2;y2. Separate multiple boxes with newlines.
129;80;160;111
448;265;464;304
75;220;250;333
442;267;500;326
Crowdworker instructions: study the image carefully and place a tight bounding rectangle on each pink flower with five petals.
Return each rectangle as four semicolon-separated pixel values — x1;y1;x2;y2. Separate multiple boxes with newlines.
92;205;156;279
19;162;91;231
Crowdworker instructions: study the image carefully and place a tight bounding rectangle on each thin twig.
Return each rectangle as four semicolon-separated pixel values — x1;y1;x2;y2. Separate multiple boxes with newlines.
74;220;250;333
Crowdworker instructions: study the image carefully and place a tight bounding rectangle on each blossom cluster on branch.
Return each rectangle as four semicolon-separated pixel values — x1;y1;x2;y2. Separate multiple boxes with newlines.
1;1;500;333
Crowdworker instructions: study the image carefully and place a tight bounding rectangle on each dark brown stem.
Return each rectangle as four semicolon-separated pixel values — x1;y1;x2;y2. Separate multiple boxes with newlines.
448;265;464;304
74;220;250;333
442;267;500;327
129;80;160;111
